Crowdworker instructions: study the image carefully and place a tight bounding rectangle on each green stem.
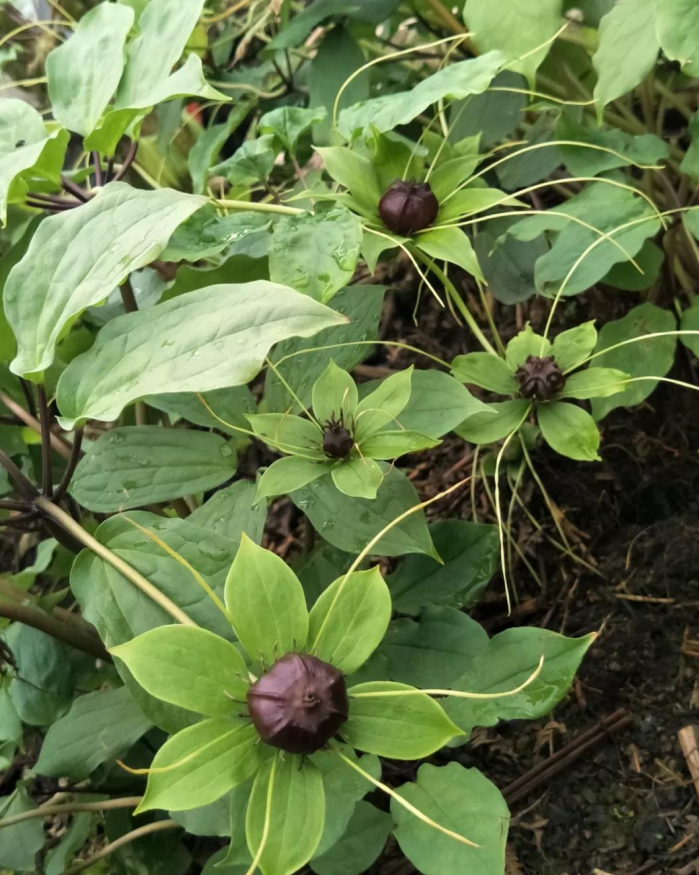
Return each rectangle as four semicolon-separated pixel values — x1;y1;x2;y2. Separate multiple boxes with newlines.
64;820;180;875
34;497;197;627
411;248;497;354
215;198;302;216
0;796;142;829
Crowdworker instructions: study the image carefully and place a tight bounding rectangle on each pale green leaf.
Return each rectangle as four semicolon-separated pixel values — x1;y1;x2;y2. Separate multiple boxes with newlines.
311;801;391;875
451;352;518;394
138;717;261;813
455;399;528;444
538;401;601;461
46;3;134;137
56;281;346;429
551;321;598;372
308;567;391;674
70;426;237;512
559;367;629;400
111;625;249;717
355;368;413;439
212;135;276;185
343;682;460;758
657;0;699;76
189;480;266;543
246;413;326;460
0;787;44;871
360;429;439;460
260;106;327;155
189;101;254;194
331;455;384;499
557;115;668;177
505;324;552;368
225;534;309;663
7;183;206;377
256;456;334;502
414;226;482;279
312;361;358;425
316;147;381;216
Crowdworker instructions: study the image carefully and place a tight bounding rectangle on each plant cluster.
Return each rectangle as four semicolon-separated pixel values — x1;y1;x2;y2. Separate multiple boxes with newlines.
0;1;698;874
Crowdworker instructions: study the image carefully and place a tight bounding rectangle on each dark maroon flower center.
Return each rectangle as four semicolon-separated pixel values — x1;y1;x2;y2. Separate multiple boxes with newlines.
247;652;349;754
322;413;354;459
378;179;439;236
515;355;566;401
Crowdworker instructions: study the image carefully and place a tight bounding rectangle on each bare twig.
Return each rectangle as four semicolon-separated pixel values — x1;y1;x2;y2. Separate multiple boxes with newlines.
0;601;110;661
0;390;72;460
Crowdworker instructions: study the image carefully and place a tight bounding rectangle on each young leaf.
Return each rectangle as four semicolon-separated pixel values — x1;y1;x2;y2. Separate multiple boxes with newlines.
455;399;529;444
451;352;518;394
46;3;134;137
69;426;237;512
331;455;384;499
387;520;499;616
137;717;262;813
316;147;382;217
189;480;266;544
35;686;152;781
259;106;327;155
557;116;668;178
225;534;309;664
657;0;699;77
246;755;326;875
246;414;326;459
212;136;277;186
292;467;437;558
343;682;460;758
189;101;254;194
392;763;509;875
0;787;45;871
538;401;601;461
414;226;483;279
56;281;346;429
559;368;629;400
551;321;598;372
7;183;207;378
445;629;595;738
269;206;363;304
505;324;552;368
359;430;439;459
312;361;359;424
308;567;391;674
256;457;334;502
354;368;413;439
111;626;249;716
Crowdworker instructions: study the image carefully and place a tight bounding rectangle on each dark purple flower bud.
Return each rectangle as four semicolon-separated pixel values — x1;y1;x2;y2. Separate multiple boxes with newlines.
515;355;566;401
322;413;354;459
247;652;349;754
378;179;439;236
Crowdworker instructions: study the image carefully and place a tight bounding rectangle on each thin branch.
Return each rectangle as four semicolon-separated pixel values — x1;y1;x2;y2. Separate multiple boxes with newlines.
0;796;142;829
19;378;36;418
0;510;42;527
92;151;103;187
60;175;90;202
0;601;110;661
0;498;31;511
0;448;39;501
52;428;84;503
0;390;72;460
37;385;53;497
119;278;138;313
111;140;137;183
63;821;180;875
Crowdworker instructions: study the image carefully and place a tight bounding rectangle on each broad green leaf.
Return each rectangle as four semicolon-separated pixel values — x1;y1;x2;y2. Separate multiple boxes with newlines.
507;180;660;297
35;686;152;780
46;3;134;137
311;802;391;875
0;215;41;363
265;285;385;413
343;682;460;758
445;628;595;738
312;361;358;424
360;430;439;459
172;795;232;838
260;106;327;155
269;206;363;304
392;763;508;875
559;367;629;400
506;324;552;368
538;401;600;461
455;399;529;444
292;467;436;558
189;480;266;543
0;100;69;226
474;223;547;305
497;114;559;190
70;426;237;512
355;368;413;439
681;297;699;359
414;226;482;279
387;520;498;616
552;321;597;372
452;352;518;394
138;717;261;813
591;303;676;419
657;0;699;76
0;787;45;871
382;607;489;688
7;183;206;378
189;101;254;194
212;135;277;185
270;0;358;49
308;568;391;674
115;0;207;109
247;755;325;875
111;626;249;717
56;281;346;429
225;534;309;663
338;52;504;138
309;26;370;146
448;70;526;147
429;154;483;203
557;115;668;177
163;208;272;262
464;0;563;86
592;0;659;114
331;455;383;499
603;238;664;291
316;147;382;217
436;186;525;224
147;385;255;437
247;414;325;459
257;456;334;502
310;748;381;858
44;811;94;875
